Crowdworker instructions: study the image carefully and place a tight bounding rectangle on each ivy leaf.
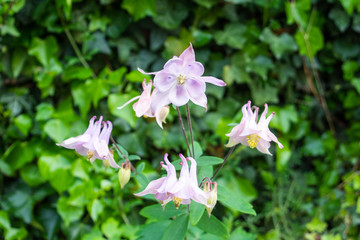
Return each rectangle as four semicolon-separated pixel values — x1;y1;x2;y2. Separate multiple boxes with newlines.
108;93;138;128
214;23;247;49
57;196;84;226
140;204;186;220
285;0;311;28
329;8;350;32
122;0;156;21
153;0;188;30
295;27;324;59
28;36;58;67
260;28;297;59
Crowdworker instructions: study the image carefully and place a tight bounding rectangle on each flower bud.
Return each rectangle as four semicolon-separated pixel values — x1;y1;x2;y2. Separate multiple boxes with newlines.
203;181;217;217
118;162;131;189
156;106;170;129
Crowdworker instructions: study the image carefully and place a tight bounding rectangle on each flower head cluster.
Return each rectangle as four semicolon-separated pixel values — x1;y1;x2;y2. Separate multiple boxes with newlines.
138;43;226;112
57;116;120;168
134;153;213;210
118;79;169;129
226;101;283;155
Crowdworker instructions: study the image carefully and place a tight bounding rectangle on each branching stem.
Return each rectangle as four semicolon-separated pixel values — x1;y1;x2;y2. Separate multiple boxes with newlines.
211;146;236;180
176;107;192;157
186;104;195;159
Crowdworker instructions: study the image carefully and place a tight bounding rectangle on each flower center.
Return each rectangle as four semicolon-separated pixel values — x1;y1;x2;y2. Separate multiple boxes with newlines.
247;134;259;148
173;197;182;209
87;150;95;160
177;74;186;85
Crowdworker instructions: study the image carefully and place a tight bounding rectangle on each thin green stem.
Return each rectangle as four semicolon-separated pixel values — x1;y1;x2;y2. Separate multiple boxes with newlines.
56;6;96;78
176;107;192;157
110;136;136;174
185;104;195;159
211;146;236;180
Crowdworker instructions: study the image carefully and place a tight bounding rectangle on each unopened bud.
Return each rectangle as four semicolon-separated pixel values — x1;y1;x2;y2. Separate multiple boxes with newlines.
103;149;114;170
156;106;170;128
203;181;217;217
118;162;131;189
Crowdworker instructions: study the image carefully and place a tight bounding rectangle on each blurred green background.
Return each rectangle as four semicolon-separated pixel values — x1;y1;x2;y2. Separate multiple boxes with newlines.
1;0;360;239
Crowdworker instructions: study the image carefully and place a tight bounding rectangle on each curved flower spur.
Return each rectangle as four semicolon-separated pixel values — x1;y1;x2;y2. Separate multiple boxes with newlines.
57;116;120;168
226;101;283;155
138;43;226;111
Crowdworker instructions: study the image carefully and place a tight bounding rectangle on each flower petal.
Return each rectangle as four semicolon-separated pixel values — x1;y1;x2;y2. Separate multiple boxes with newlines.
134;177;166;196
183;62;204;76
150;90;171;114
154;71;177;92
138;67;158;75
200;76;226;86
163;58;184;75
179;43;195;63
169;85;190;106
185;77;206;99
190;93;207;110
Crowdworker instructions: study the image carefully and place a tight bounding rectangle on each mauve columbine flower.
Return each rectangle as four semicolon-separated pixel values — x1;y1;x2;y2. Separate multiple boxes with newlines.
117;79;169;128
57;116;120;168
138;43;226;111
225;101;283;155
134;153;208;209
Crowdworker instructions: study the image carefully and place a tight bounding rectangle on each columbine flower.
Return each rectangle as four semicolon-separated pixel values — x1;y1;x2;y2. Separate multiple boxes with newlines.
118;162;131;189
57;116;120;168
138;43;226;110
203;181;217;217
134;153;208;209
225;101;283;155
118;79;169;128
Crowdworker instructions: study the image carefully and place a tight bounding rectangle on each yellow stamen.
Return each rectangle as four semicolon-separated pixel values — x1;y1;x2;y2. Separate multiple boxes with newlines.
177;74;186;85
87;150;95;160
173;197;182;209
247;134;259;148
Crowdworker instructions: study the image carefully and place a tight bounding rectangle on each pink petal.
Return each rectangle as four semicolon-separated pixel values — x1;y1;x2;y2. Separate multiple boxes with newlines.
133;98;151;117
179;43;195;63
190;93;207;110
154;71;177;92
93;138;109;160
169;85;190;106
163;58;184;75
185;78;206;99
183;62;204;76
57;134;91;149
134;177;166;196
107;153;120;168
200;76;226;86
117;96;140;110
155;105;170;129
150;91;171;114
138;67;158;75
256;139;272;155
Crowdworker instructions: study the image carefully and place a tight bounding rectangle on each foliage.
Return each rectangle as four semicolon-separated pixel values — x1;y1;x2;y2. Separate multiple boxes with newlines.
1;0;360;239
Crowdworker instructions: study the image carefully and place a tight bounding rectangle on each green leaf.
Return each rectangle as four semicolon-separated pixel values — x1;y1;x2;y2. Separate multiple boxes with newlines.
285;0;311;28
11;48;27;78
14;114;32;136
122;0;156;21
195;212;229;238
246;55;274;80
161;214;189;240
137;220;171;240
108;93;138;127
259;28;297;59
197;156;223;166
342;61;359;81
85;79;110;107
20;164;46;186
37;208;61;240
295;27;324;59
126;70;151;83
0;210;11;230
5;227;28;240
101;217;122;239
62;65;93;82
217;185;256;215
153;0;188;30
36;103;54;121
276;140;291;172
189;201;205;225
57;196;84;226
306;217;327;233
214;23;247;49
2;141;35;175
44;119;70;143
329;8;350;32
88;199;104;222
140;204;186;220
28;36;58;67
340;0;359;15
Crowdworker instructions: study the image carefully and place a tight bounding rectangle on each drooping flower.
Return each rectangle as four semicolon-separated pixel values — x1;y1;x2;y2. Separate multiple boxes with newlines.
57;116;120;168
117;79;169;128
203;181;217;217
134;153;208;209
225;101;283;155
118;162;131;189
138;43;226;111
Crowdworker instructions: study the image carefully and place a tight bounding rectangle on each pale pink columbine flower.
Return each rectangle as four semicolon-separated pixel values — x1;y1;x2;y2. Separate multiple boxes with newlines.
117;79;169;128
134;153;208;209
138;43;226;111
225;101;283;155
57;116;120;168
